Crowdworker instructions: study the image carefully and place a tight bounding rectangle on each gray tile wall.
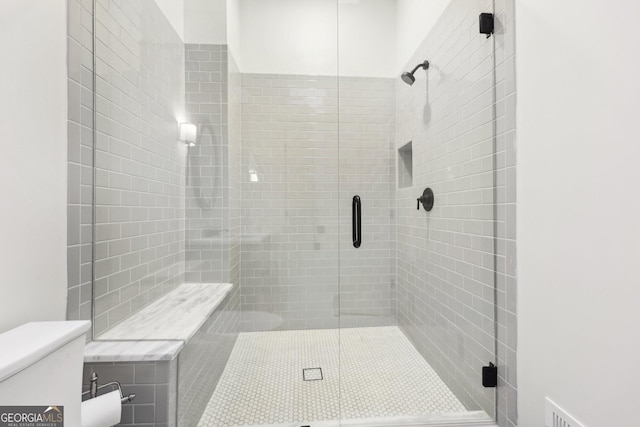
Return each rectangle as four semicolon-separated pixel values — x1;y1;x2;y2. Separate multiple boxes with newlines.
67;0;516;423
239;74;396;331
396;0;495;416
178;48;242;424
395;0;517;425
67;0;94;329
184;44;229;283
177;292;240;427
229;53;242;304
83;359;178;427
92;0;186;335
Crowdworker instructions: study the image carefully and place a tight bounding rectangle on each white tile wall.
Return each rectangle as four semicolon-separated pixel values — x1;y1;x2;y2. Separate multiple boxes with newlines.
92;0;186;335
338;77;397;328
240;73;341;331
493;1;517;425
240;74;396;331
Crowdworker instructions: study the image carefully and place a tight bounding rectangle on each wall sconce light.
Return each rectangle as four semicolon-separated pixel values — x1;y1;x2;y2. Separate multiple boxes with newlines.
249;168;259;182
179;123;197;146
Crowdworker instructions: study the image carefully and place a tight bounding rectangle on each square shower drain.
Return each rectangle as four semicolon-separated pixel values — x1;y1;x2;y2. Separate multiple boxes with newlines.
302;368;323;381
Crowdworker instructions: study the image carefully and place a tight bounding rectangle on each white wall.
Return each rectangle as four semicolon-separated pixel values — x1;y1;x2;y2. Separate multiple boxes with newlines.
395;0;450;71
226;0;454;77
236;0;338;75
0;0;68;333
517;0;640;426
184;0;227;44
227;0;240;56
338;0;396;77
234;0;396;77
155;0;185;40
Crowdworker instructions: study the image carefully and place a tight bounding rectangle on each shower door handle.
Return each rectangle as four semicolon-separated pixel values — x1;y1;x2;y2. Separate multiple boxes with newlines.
352;195;361;248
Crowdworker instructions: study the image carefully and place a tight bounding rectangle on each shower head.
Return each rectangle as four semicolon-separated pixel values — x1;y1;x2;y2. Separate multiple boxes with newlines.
401;72;416;85
401;60;429;86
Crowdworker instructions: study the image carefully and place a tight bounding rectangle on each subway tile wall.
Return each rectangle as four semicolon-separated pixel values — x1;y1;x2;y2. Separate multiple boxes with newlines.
177;48;242;427
240;74;341;331
395;0;517;426
177;292;240;427
66;0;94;328
239;74;396;332
229;53;242;297
493;1;517;426
66;1;516;424
92;0;186;335
184;44;229;283
83;359;178;427
338;77;397;328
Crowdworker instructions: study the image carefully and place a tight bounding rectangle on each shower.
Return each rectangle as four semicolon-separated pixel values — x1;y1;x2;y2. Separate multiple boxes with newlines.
85;0;507;424
401;60;429;85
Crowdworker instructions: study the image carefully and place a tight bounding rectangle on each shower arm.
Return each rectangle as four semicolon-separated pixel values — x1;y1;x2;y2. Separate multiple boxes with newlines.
410;60;430;75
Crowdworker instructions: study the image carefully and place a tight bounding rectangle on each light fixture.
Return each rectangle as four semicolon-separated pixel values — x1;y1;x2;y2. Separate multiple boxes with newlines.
179;123;197;146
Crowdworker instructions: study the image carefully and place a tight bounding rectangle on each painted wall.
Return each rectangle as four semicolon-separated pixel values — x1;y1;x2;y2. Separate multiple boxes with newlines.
184;0;227;44
517;0;640;426
338;0;397;77
233;0;396;77
236;0;338;75
395;0;450;72
226;0;240;56
220;0;456;76
155;0;185;40
0;0;68;333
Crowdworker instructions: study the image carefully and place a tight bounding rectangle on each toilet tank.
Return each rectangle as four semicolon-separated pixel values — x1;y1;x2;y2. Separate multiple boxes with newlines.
0;321;90;427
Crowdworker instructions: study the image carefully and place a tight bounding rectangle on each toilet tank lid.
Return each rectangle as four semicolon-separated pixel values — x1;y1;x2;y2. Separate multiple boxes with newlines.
0;321;90;383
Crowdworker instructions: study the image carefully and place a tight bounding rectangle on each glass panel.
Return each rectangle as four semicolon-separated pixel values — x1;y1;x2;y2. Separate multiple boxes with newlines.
90;0;499;425
338;0;497;424
231;2;342;424
92;0;191;338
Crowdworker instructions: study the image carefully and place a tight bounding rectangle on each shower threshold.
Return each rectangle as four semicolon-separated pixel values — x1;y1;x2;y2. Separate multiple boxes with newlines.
224;411;495;427
197;327;493;427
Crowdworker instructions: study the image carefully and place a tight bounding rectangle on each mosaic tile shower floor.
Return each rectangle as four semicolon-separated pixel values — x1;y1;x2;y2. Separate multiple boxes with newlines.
198;326;470;426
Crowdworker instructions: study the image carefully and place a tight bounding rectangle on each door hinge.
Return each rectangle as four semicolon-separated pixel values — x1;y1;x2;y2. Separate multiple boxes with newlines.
482;362;497;387
479;13;494;38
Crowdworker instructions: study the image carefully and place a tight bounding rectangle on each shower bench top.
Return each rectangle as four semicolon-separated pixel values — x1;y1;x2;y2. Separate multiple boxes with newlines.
84;282;233;363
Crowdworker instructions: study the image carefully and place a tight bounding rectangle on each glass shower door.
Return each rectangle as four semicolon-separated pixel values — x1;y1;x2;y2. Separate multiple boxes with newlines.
231;1;344;425
337;0;498;424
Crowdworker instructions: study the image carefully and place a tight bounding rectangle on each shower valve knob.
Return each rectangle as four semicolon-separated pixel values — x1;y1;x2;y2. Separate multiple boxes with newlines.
417;188;434;211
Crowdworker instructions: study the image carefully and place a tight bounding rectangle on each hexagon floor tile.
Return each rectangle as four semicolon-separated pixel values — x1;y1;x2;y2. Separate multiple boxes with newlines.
198;326;468;426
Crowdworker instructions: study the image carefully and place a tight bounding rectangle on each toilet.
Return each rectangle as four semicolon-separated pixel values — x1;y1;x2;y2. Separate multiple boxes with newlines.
0;321;91;427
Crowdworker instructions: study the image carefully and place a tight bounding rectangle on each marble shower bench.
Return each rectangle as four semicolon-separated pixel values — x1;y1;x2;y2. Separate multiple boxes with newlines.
83;283;239;427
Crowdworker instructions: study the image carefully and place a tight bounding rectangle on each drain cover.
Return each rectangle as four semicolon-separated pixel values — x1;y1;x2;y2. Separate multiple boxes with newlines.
302;368;323;381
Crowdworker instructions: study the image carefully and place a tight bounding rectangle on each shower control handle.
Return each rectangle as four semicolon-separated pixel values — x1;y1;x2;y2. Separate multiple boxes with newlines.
417;188;434;211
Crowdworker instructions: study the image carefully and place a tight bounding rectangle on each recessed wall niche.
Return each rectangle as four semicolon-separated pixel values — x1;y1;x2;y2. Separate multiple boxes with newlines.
398;141;413;188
